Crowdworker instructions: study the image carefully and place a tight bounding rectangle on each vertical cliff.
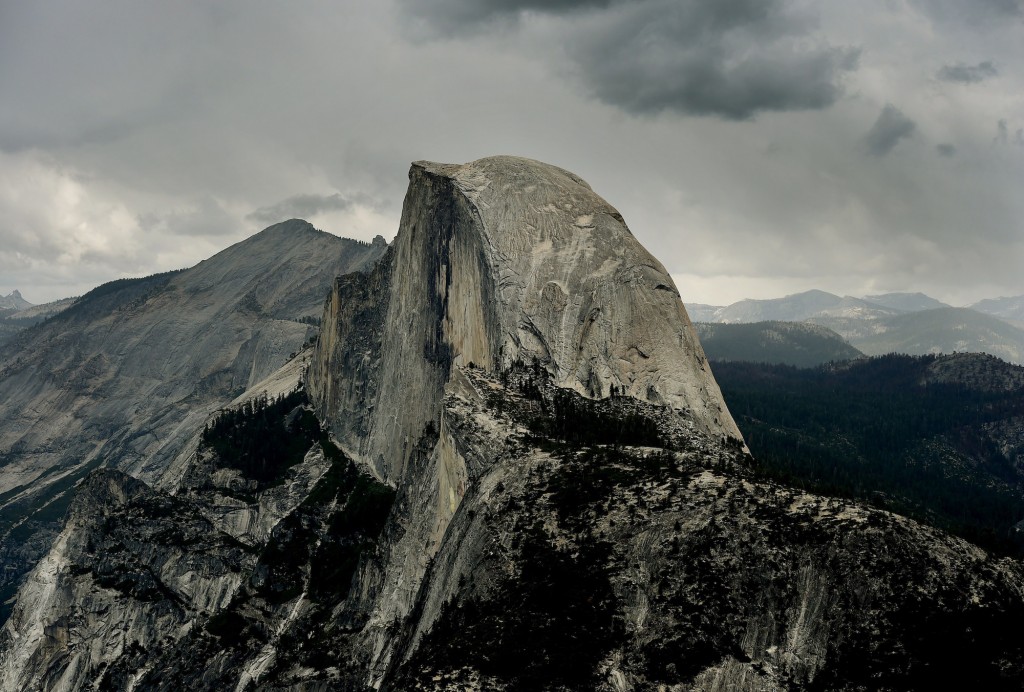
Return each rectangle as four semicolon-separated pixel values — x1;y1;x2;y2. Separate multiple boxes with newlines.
307;156;740;488
308;157;738;682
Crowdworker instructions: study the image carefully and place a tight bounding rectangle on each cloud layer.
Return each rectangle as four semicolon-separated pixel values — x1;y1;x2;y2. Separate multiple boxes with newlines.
247;193;378;226
409;0;860;119
1;0;1022;306
863;105;917;156
937;61;998;83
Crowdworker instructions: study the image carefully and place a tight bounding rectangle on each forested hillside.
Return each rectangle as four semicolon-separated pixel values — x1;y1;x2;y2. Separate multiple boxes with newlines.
712;353;1024;555
695;321;863;367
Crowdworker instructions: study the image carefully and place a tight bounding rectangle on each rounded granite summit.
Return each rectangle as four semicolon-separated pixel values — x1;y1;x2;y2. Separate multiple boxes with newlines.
412;155;738;435
310;155;742;487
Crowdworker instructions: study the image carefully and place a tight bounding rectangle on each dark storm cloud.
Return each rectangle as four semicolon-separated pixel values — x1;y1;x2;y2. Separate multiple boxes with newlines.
246;193;376;226
914;0;1023;25
936;143;957;157
937;61;998;83
863;105;916;156
994;119;1024;146
408;0;860;120
3;1;1023;306
405;0;614;28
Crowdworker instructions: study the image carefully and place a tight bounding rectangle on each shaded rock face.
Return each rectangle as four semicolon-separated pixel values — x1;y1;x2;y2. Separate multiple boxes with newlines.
308;156;740;487
0;470;254;692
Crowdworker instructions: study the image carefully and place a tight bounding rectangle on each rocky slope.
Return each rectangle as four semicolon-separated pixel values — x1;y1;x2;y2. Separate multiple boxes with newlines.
0;361;337;692
2;157;1023;691
6;363;1024;690
0;221;386;624
0;298;77;348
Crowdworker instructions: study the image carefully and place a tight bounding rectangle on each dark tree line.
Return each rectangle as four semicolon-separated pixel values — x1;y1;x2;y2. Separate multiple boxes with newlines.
201;388;321;486
711;355;1024;555
499;357;663;448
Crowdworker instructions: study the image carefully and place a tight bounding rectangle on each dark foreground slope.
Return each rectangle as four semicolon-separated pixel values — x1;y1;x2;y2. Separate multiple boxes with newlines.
5;365;1024;691
712;353;1024;554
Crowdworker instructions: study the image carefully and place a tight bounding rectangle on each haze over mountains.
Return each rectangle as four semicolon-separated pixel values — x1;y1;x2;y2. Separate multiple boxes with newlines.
692;289;1024;365
973;296;1024;328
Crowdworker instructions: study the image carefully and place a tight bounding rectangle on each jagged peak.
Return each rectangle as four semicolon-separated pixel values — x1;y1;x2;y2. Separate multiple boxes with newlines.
1;289;32;309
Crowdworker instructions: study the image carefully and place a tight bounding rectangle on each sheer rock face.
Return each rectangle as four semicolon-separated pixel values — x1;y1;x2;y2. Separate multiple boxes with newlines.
308;156;740;486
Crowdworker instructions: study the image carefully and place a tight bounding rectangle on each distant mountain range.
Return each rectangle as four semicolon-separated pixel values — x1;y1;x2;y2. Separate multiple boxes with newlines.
695;321;863;367
0;290;32;311
972;295;1024;327
691;289;1024;365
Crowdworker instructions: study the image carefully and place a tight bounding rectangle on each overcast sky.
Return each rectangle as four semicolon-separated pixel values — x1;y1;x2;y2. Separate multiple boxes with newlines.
1;0;1022;306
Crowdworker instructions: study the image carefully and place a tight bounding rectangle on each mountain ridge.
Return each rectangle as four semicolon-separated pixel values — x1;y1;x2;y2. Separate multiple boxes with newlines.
696;320;864;367
0;219;386;627
691;289;1024;364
